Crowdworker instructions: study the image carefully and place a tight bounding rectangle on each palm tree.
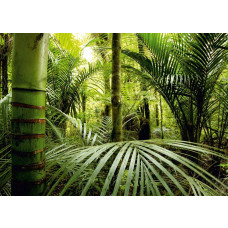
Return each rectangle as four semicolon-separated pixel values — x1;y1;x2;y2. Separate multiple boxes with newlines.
11;33;49;195
123;33;228;143
112;33;122;142
0;33;227;196
47;35;101;120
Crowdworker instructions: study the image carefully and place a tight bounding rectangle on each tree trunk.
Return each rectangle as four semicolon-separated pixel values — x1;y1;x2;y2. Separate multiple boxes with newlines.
104;72;111;116
188;94;194;142
160;94;164;139
100;48;111;117
155;91;159;127
138;37;151;140
102;62;111;117
11;33;49;196
155;103;159;126
82;92;86;124
111;33;122;142
2;34;8;96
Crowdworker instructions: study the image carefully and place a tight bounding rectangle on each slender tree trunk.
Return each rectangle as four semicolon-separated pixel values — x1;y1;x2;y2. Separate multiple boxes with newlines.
11;33;49;196
155;92;159;127
155;103;159;126
188;94;194;142
217;102;221;147
204;120;214;146
111;33;122;142
102;62;111;117
219;108;227;149
82;92;86;124
100;51;111;117
155;104;159;127
2;34;8;96
160;94;164;139
104;73;111;116
138;37;151;140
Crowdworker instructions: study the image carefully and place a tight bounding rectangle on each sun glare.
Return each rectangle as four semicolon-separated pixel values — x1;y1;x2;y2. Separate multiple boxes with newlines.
82;47;94;62
73;33;94;62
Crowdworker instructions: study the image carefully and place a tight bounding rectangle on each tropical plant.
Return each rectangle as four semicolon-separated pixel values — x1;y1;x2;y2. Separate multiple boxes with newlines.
1;137;227;196
11;33;49;195
47;35;102;118
0;33;227;197
122;33;228;143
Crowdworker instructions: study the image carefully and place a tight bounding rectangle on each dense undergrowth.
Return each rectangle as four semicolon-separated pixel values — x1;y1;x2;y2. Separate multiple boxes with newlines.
0;98;227;195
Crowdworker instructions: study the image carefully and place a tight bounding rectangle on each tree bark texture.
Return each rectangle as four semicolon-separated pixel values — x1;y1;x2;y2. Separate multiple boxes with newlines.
111;33;122;142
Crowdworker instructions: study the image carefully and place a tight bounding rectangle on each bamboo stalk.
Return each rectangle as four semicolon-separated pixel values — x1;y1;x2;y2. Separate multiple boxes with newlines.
11;33;49;196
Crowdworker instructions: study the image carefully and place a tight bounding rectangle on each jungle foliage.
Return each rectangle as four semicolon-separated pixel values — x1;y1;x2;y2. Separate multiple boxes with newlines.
0;33;227;196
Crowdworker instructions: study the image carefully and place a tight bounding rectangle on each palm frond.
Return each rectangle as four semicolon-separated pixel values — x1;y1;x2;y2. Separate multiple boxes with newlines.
44;140;228;196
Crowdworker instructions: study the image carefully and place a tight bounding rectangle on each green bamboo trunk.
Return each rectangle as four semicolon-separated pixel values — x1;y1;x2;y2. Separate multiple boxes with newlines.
11;33;49;196
111;33;122;142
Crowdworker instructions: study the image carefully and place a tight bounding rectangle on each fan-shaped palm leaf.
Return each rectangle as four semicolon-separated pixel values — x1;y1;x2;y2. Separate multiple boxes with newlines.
44;140;228;196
